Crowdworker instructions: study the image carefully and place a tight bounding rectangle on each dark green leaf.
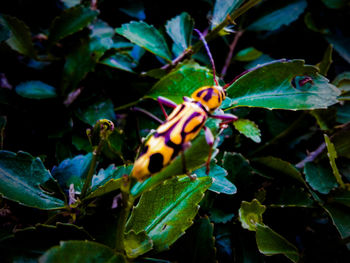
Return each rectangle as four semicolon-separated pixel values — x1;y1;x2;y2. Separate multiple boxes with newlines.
321;0;349;9
336;103;350;123
211;0;244;29
252;156;305;183
85;165;132;199
0;18;10;42
48;5;99;45
124;230;153;258
210;208;234;223
15;81;57;99
39;241;126;263
244;54;274;69
304;162;338;194
196;163;237;195
51;153;93;192
0;151;65;209
145;62;215;104
247;0;307;31
2;15;36;58
233;47;263;62
324;204;350;239
310;108;337;131
332;125;350;159
127;176;212;251
100;53;137;73
226;60;340;110
239;199;266;231
333;71;350;93
166;12;194;54
256;224;299;262
233;119;261;143
326;35;350;64
75;99;116;126
304;12;329;34
61;0;81;8
116;21;172;61
331;189;350;207
269;186;314;208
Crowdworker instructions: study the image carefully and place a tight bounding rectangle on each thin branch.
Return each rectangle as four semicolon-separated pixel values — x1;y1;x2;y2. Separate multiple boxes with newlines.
221;30;243;78
295;143;326;169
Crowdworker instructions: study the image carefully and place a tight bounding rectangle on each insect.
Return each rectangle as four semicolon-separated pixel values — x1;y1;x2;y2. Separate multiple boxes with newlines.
131;29;238;181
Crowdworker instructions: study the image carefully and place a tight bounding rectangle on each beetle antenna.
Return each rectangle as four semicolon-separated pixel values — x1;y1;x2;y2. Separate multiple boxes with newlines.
194;29;219;86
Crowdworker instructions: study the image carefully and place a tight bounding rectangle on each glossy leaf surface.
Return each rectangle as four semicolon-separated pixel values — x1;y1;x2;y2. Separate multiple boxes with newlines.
15;81;57;99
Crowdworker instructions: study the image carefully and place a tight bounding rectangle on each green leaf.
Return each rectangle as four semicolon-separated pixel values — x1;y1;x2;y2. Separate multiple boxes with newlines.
116;21;172;62
326;35;350;64
130;119;220;197
119;2;146;20
51;153;93;192
331;189;350;207
321;0;349;9
324;134;345;187
269;186;314;208
233;47;263;62
333;71;350;93
310;108;337;131
226;60;340;110
324;204;350;239
61;0;81;8
233;119;261;143
2;15;36;58
126;176;212;251
145;63;215;104
316;44;333;76
247;0;307;31
15;81;57;99
75;99;116;126
165;12;194;54
332;126;350;159
124;230;153;258
85;165;132;199
252;156;305;183
239;199;266;231
39;241;126;263
0;151;65;209
195;163;237;194
304;162;338;194
211;0;244;29
0;18;10;42
256;224;299;263
100;53;137;73
48;5;99;45
303;12;329;34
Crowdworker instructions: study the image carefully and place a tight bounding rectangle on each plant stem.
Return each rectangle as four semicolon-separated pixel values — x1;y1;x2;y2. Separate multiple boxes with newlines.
80;141;104;198
295;142;326;169
221;31;243;78
115;178;134;253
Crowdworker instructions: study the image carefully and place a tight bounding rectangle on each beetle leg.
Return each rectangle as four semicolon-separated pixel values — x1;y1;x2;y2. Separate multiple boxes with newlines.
210;113;238;128
157;96;177;119
203;126;214;174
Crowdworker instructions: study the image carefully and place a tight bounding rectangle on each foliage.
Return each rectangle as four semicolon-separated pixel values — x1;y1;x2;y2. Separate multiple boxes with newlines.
1;0;350;262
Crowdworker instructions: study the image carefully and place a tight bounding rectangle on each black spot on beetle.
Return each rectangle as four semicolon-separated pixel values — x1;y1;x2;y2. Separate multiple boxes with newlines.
148;153;164;173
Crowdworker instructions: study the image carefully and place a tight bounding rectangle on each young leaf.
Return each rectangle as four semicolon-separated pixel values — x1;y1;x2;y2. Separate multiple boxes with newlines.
239;199;266;231
316;44;333;76
225;60;340;110
304;162;338;194
233;47;263;62
75;99;116;126
51;153;93;192
211;0;244;29
165;12;194;54
126;176;212;251
145;63;214;104
116;21;172;62
0;151;65;210
124;230;153;258
256;224;299;263
247;0;307;31
39;241;126;263
2;15;36;58
15;81;57;99
233;119;261;143
324;134;345;187
48;5;99;45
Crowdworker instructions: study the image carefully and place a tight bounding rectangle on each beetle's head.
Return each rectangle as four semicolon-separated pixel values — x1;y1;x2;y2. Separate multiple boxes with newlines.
191;85;226;112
